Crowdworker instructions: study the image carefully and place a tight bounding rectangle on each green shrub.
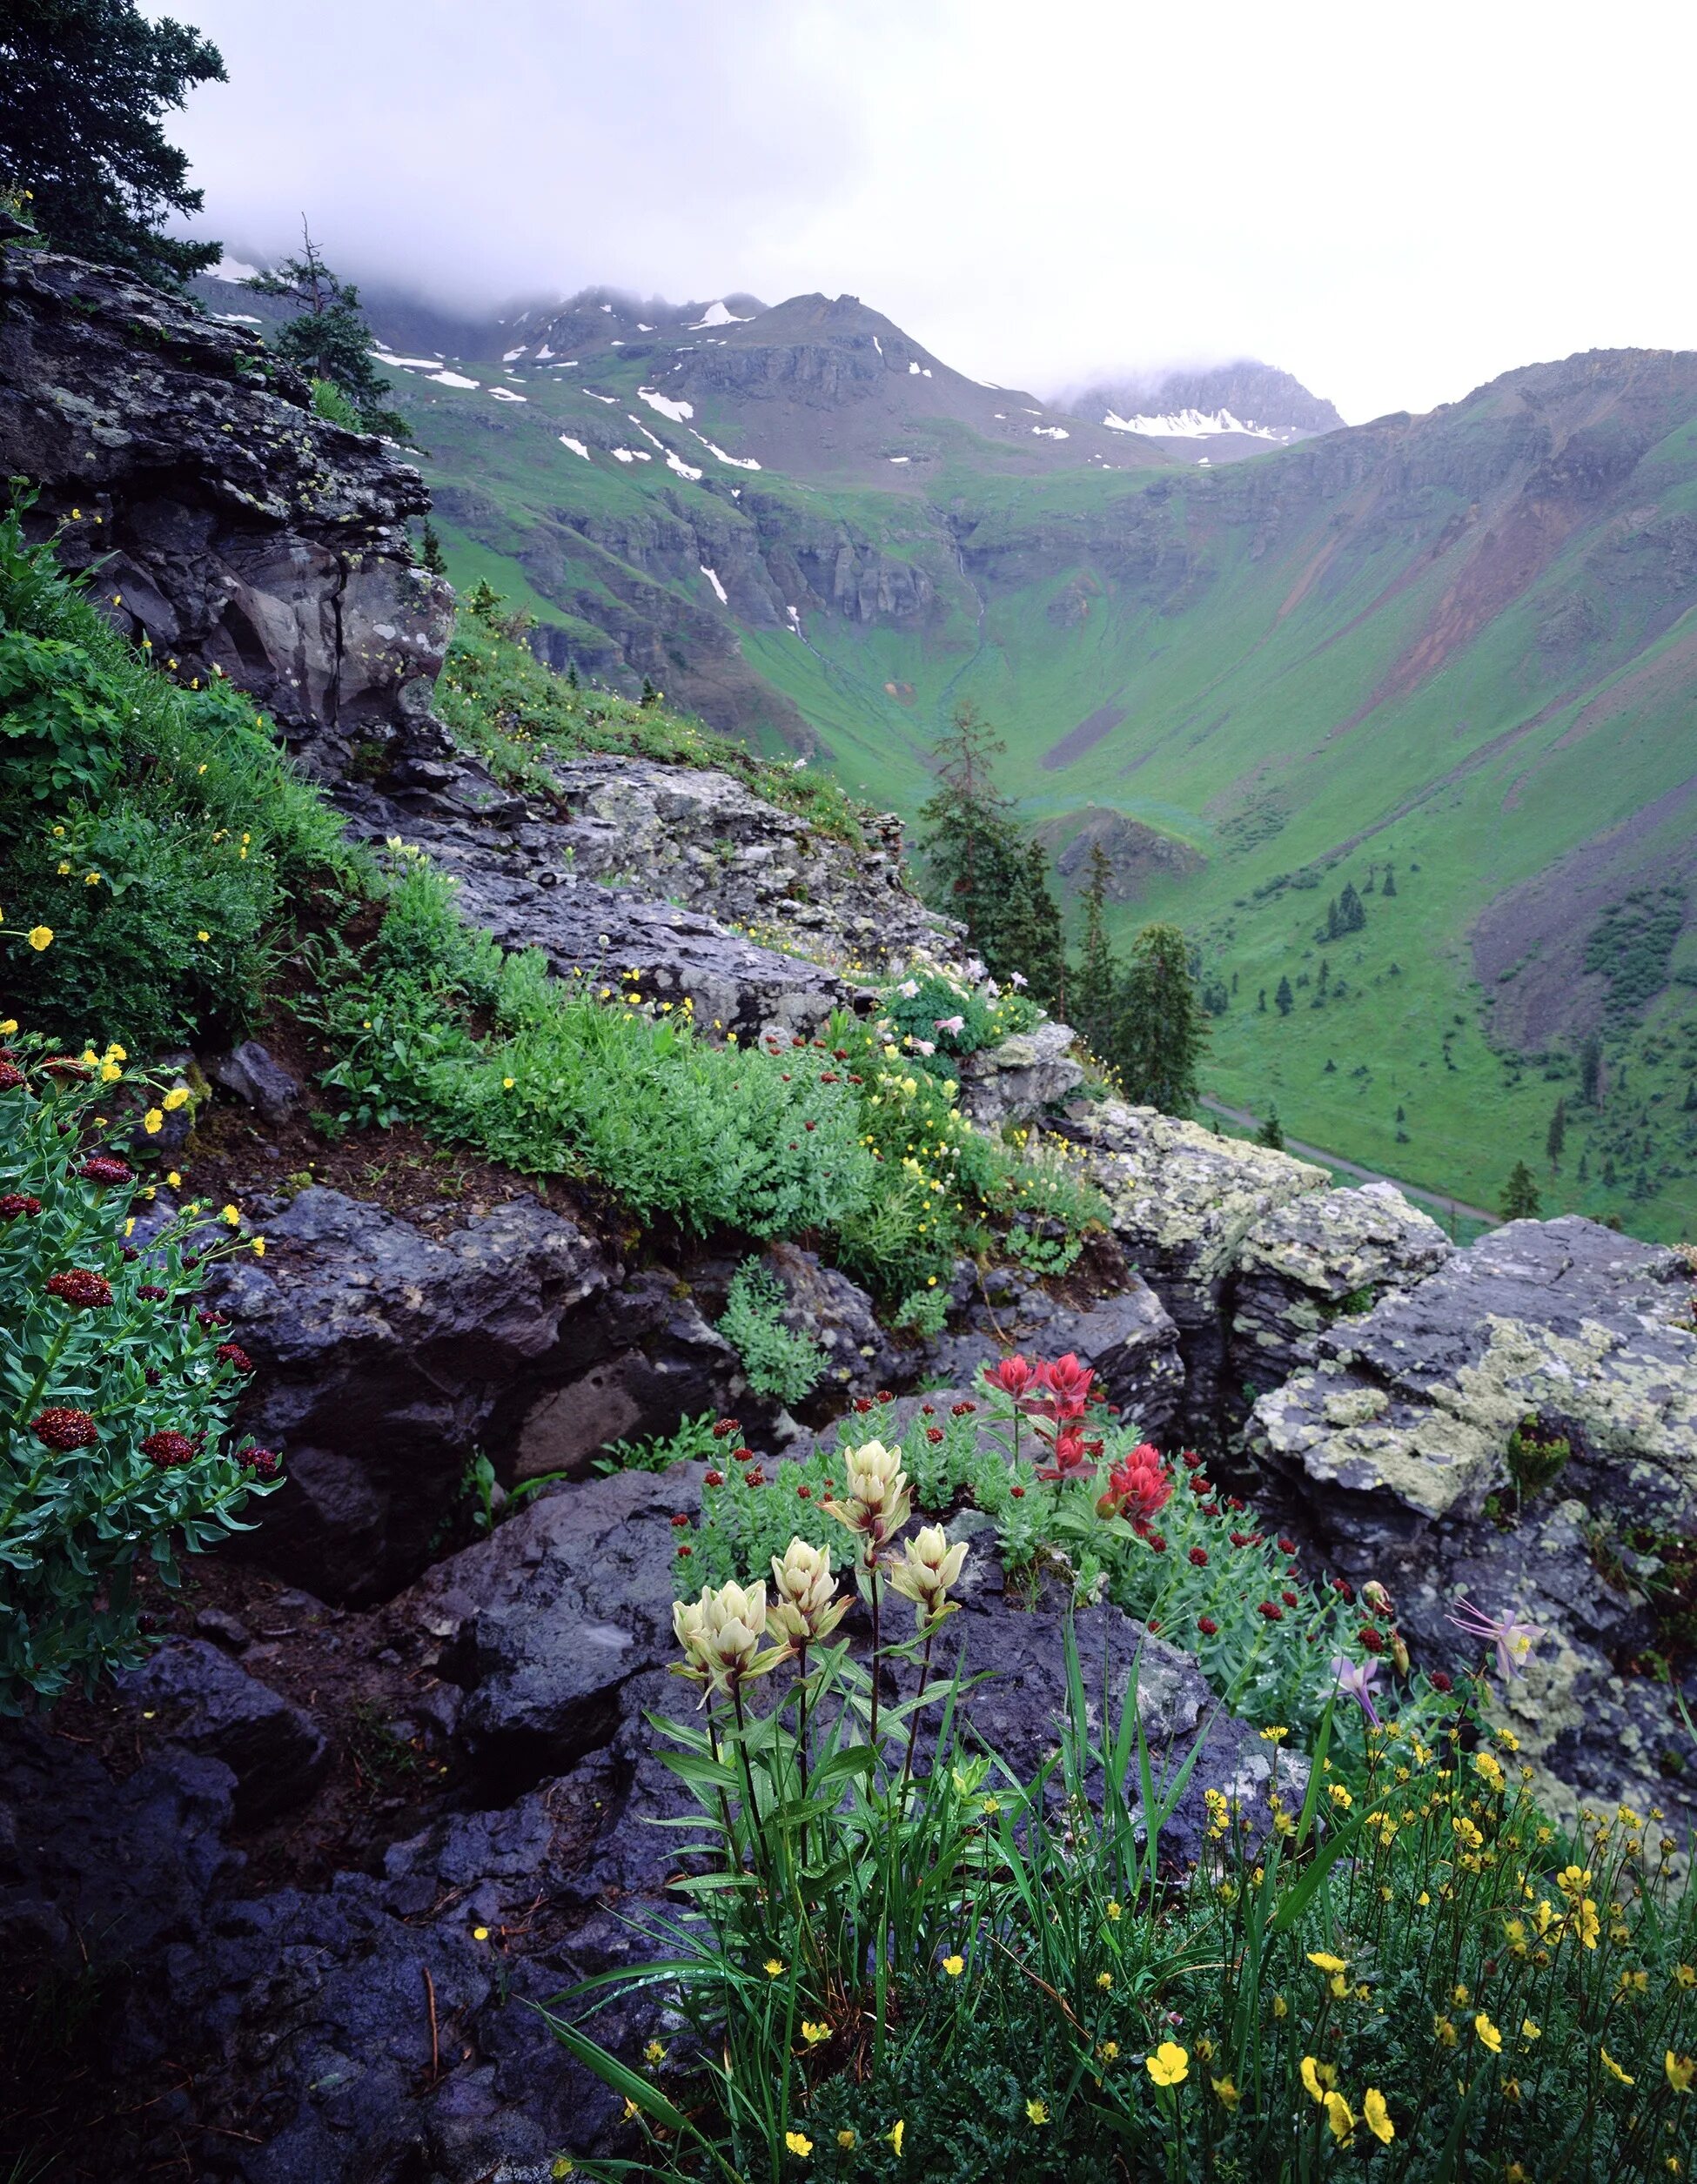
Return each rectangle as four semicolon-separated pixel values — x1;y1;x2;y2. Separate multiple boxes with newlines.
0;1038;278;1708
0;505;351;1049
719;1261;828;1405
594;1410;723;1477
308;376;363;430
881;968;1040;1072
555;1457;1697;2182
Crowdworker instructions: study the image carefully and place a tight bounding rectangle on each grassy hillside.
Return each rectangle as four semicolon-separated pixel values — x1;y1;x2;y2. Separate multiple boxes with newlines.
352;318;1697;1244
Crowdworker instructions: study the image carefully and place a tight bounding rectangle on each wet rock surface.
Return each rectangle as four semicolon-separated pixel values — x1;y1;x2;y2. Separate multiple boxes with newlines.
0;241;452;770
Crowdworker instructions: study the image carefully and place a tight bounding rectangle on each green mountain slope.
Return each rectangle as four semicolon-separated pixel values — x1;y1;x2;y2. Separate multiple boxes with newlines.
202;273;1697;1243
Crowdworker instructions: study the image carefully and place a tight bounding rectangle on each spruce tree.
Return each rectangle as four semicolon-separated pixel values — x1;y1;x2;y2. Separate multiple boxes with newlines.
245;226;413;439
1499;1161;1542;1221
1000;839;1066;1012
1116;923;1208;1115
416;519;447;575
1338;881;1365;932
1275;975;1294;1017
1545;1096;1566;1175
1381;865;1397;897
916;703;1024;969
1070;840;1119;1055
1258;988;1267;1013
1580;1034;1604;1108
0;0;225;288
1256;1107;1285;1150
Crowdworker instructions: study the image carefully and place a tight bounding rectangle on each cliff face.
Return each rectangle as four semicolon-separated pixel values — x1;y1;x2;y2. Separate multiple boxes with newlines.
0;228;453;774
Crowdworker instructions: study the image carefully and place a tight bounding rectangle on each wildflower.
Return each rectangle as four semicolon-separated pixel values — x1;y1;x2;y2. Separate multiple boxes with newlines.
1147;2042;1188;2087
942;1954;963;1977
1272;1995;1288;2019
1522;2018;1541;2040
886;1524;969;1629
674;1582;785;1695
1097;1441;1171;1526
982;1353;1037;1399
245;1447;281;1481
1300;2057;1325;2103
1363;2088;1394;2142
32;1406;97;1450
1258;1600;1284;1621
163;1086;191;1111
141;1430;196;1468
222;1203;241;1227
1600;2047;1633;2085
252;1237;265;1257
836;2132;855;2151
822;1438;911;1554
1447;1594;1544;1680
1212;2076;1240;2108
1307;1952;1347;1975
763;1957;786;1978
1260;1725;1289;1743
143;1107;164;1135
784;2129;812;2156
1188;1545;1209;1567
1474;2013;1503;2053
78;1155;132;1186
1198;1616;1219;1636
888;2120;904;2154
0;1195;41;1218
1328;1783;1352;1810
215;1343;256;1373
1105;1900;1122;1921
1099;2040;1121;2062
1025;2100;1049;2125
1667;2052;1694;2094
29;923;55;949
47;1269;112;1309
1096;1972;1113;1991
1324;2091;1356;2142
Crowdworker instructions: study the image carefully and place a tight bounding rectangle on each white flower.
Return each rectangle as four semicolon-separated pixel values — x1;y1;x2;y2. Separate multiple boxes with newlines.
896;978;920;999
1010;972;1028;988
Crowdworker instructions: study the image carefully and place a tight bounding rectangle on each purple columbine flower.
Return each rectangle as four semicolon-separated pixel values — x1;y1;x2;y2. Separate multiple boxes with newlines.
1331;1653;1382;1725
1445;1595;1544;1682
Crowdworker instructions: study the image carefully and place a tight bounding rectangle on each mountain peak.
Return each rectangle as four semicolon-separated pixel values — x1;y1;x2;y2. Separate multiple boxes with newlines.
1066;358;1344;462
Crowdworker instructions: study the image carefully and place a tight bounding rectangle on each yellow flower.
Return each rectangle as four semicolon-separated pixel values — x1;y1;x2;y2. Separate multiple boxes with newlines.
1328;1783;1352;1809
1474;2013;1503;2053
836;2131;855;2150
763;1958;786;1978
1146;2041;1189;2088
1364;2087;1394;2143
643;2040;667;2063
27;926;53;951
143;1108;164;1135
473;1926;489;1939
1096;1972;1113;1991
551;2161;574;2180
196;928;210;941
0;1019;14;1034
887;2119;904;2154
1301;2056;1325;2104
502;1076;516;1089
1600;2047;1634;2086
1667;2051;1694;2094
1307;1952;1347;1975
252;1236;265;1256
167;1171;182;1189
1105;1899;1122;1921
784;2129;812;2157
942;1954;963;1977
801;2020;829;2045
1272;1994;1288;2020
1024;2100;1049;2125
1099;2040;1120;2062
100;1061;121;1082
1324;2091;1356;2142
1522;2018;1541;2041
1677;1965;1697;1989
84;870;100;886
57;860;70;874
1212;2076;1240;2109
163;1087;190;1111
222;1203;240;1226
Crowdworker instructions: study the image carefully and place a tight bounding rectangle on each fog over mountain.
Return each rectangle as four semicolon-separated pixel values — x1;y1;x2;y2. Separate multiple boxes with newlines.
167;0;1697;425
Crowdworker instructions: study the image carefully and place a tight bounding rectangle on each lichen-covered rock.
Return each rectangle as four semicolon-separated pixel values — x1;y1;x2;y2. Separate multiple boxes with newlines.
0;241;453;772
1249;1216;1697;1837
1250;1216;1697;1535
1231;1178;1452;1409
1057;1101;1327;1424
956;1016;1085;1129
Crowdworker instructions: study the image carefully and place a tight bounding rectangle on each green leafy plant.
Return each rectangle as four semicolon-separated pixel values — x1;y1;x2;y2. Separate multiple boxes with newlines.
1506;1412;1572;1509
881;968;1039;1072
719;1262;827;1405
554;1430;1697;2181
0;1038;278;1708
594;1410;723;1477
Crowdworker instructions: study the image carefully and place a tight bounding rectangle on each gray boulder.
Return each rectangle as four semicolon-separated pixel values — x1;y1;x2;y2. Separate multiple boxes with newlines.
211;1040;304;1125
956;1017;1085;1129
117;1639;328;1823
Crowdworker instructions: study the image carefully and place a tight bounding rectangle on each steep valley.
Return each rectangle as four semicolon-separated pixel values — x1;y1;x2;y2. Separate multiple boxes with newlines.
198;271;1697;1242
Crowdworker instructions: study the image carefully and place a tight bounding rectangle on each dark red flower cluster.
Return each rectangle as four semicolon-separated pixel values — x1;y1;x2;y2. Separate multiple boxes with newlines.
1188;1546;1209;1568
214;1343;256;1373
745;1466;766;1487
732;1445;755;1464
852;1395;875;1413
245;1447;282;1482
1358;1625;1386;1654
1429;1671;1454;1694
711;1417;741;1438
33;1406;97;1450
950;1401;976;1417
78;1155;133;1186
703;1469;726;1487
41;1055;92;1082
0;1193;41;1218
1197;1616;1219;1637
1258;1600;1284;1622
0;1062;24;1092
670;1513;691;1529
142;1430;196;1469
47;1268;112;1309
925;1426;944;1444
795;1484;811;1499
137;1284;167;1302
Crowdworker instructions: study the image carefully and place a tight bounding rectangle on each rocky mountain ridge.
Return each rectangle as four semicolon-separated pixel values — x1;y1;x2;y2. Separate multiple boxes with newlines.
3;234;1697;2182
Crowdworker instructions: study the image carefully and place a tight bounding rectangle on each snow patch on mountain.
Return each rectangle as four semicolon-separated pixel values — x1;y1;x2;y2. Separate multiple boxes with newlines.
689;430;761;471
700;566;728;604
559;435;591;460
1102;405;1284;441
638;386;694;423
690;300;750;329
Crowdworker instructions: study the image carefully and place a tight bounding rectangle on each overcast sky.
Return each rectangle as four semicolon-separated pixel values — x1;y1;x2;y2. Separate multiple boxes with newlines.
167;0;1696;425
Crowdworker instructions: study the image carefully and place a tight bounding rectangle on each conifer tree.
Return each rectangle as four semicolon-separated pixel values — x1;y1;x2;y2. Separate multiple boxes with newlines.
1070;841;1119;1055
999;839;1066;1012
1545;1096;1566;1175
1258;988;1267;1013
1381;865;1397;897
1499;1160;1542;1221
416;519;447;575
1338;880;1365;933
1580;1034;1604;1108
1275;975;1294;1017
1256;1106;1285;1149
246;225;412;439
1116;923;1208;1115
917;702;1024;969
0;0;225;288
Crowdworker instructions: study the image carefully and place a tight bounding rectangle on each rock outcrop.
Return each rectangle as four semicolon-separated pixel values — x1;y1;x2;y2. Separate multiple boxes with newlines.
0;236;453;775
